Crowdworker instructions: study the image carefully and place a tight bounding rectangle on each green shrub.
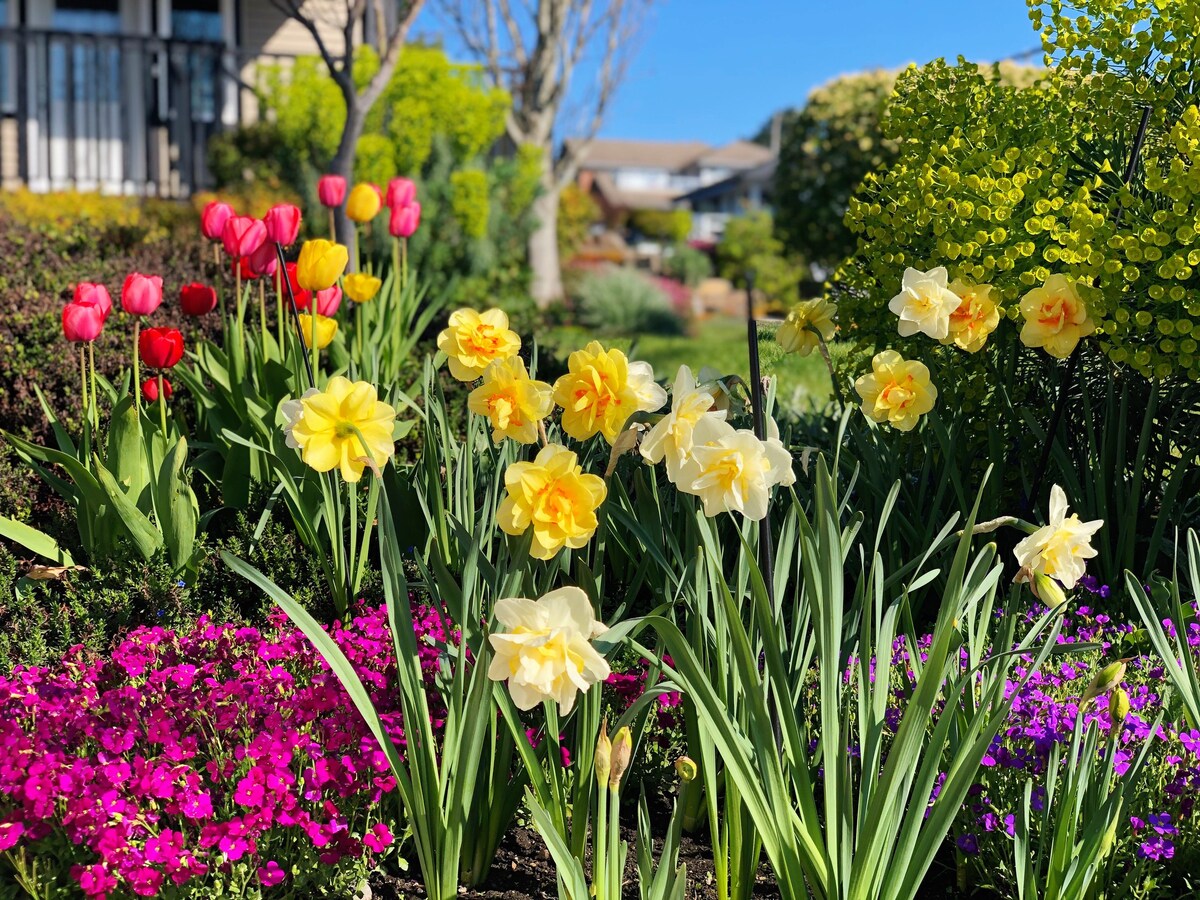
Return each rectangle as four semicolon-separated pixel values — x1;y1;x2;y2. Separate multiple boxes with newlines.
661;243;712;286
628;208;692;243
574;267;683;336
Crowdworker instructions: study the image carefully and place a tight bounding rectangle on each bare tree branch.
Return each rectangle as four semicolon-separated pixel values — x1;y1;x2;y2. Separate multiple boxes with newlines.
269;0;352;93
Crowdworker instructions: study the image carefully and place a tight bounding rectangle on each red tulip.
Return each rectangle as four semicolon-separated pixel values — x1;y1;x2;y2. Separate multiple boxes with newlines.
62;302;105;342
297;284;342;317
221;216;267;259
263;203;302;245
283;261;313;309
142;377;173;402
121;273;164;316
73;282;112;320
201;201;234;242
233;256;258;280
180;283;217;316
317;175;347;208
249;240;279;278
385;178;415;208
138;327;185;369
389;201;421;239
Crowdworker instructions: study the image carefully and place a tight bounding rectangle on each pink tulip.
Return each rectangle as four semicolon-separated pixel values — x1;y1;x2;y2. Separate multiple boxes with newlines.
200;201;233;242
263;203;302;245
73;282;112;320
389;201;421;239
221;216;267;259
62;302;105;342
317;175;347;208
121;273;164;316
298;284;342;317
385;178;416;209
249;240;279;278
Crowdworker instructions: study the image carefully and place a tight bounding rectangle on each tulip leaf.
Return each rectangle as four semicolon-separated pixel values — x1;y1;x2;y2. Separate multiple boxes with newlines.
0;515;75;566
106;395;151;509
157;436;198;572
94;458;162;560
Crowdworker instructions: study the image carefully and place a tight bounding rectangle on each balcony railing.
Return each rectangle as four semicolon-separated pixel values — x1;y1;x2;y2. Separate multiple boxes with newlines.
0;27;236;198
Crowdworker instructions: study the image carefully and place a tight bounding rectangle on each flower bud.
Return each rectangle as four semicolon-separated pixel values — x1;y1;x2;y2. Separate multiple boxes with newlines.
594;720;612;789
1109;687;1130;735
608;726;632;790
1080;658;1131;710
1031;572;1068;610
674;756;698;783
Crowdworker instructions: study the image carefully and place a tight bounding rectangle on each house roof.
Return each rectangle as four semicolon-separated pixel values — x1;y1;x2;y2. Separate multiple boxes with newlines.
590;172;677;211
569;139;713;171
692;140;775;170
676;159;777;206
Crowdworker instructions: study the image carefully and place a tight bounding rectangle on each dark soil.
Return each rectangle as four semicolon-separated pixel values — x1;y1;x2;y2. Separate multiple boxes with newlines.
369;824;783;900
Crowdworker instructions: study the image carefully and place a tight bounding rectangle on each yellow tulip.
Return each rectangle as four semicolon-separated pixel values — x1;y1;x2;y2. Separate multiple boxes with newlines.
943;279;1001;353
486;586;610;714
280;376;396;482
436;307;522;381
295;239;349;292
1019;274;1096;359
342;272;382;304
853;350;937;432
497;443;607;559
776;298;837;356
346;183;382;223
552;341;642;444
296;313;338;349
467;357;553;444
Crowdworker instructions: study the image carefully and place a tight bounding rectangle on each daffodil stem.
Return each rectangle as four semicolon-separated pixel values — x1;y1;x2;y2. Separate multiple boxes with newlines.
348;477;358;601
157;373;168;436
606;785;621;899
594;784;608;896
743;270;777;610
818;336;844;406
132;319;142;415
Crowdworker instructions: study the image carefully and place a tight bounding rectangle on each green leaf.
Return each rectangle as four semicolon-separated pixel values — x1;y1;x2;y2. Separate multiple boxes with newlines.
106;395;152;509
157;436;199;572
94;458;162;560
0;515;75;565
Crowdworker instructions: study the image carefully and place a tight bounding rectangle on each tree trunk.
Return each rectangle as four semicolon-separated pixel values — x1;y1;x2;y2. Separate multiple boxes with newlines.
329;97;366;250
530;182;563;306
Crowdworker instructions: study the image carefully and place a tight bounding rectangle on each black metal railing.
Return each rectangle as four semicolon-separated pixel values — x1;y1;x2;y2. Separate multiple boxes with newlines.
0;28;235;197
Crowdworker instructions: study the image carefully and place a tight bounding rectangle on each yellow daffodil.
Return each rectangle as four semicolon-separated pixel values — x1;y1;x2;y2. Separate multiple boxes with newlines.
343;273;382;304
1019;274;1097;359
296;239;349;292
776;298;837;356
497;443;607;559
552;341;642;444
887;266;961;340
854;350;937;432
280;376;396;482
640;365;727;481
346;183;382;222
943;280;1001;353
486;586;610;714
436;307;522;381
1013;484;1102;589
467;357;554;444
677;423;794;520
297;313;338;349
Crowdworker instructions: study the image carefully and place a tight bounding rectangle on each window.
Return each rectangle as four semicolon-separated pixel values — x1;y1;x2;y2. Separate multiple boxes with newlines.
171;0;224;124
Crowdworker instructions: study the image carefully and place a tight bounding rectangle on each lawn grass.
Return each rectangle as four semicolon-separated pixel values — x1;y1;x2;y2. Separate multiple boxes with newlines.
541;316;837;413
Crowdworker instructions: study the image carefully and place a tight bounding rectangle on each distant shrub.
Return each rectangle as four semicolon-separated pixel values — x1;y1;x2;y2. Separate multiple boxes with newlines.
575;267;684;336
662;243;713;286
628;208;692;243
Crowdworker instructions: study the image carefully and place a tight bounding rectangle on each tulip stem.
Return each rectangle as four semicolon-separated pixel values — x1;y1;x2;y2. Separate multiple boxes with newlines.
351;225;360;274
402;238;408;293
311;312;320;380
328;208;336;243
275;269;285;353
356;304;364;364
212;244;220;267
79;346;89;430
132;319;142;415
157;374;168;436
258;280;268;354
273;242;316;390
88;343;98;430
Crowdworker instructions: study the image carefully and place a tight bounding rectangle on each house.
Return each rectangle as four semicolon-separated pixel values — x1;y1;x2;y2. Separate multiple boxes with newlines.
572;137;774;233
676;157;777;244
0;1;362;197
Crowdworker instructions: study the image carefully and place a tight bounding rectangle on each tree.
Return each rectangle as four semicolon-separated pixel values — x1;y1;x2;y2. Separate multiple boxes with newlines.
436;0;651;305
267;0;427;238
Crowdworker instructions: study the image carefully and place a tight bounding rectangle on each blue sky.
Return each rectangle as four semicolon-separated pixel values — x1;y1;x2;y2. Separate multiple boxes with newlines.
590;0;1042;144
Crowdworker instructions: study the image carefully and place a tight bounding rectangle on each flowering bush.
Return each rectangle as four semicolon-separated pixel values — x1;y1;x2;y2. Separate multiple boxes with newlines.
0;603;425;897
